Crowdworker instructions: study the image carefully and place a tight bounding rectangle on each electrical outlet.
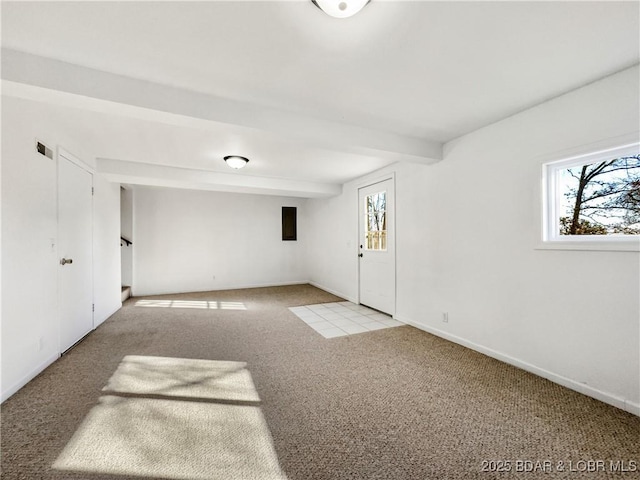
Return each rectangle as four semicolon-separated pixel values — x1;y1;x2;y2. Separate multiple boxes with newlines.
442;312;449;323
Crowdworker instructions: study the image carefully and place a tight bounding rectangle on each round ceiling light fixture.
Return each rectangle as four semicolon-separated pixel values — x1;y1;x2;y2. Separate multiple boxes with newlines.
311;0;370;19
224;155;250;169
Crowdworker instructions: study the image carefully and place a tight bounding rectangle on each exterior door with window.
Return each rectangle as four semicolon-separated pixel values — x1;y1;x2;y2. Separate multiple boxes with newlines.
358;178;395;315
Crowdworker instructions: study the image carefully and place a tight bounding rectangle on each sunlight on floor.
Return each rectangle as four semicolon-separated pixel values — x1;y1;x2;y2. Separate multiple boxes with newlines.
135;299;247;310
103;355;260;402
53;357;287;480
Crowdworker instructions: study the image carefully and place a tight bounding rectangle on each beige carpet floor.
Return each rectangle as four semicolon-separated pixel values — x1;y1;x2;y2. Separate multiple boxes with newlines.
1;284;639;479
52;357;286;480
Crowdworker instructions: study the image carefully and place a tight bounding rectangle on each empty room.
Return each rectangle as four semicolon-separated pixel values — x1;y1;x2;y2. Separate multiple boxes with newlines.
1;1;639;479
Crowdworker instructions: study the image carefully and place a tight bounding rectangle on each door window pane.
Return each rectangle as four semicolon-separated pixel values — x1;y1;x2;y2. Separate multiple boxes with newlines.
364;191;387;250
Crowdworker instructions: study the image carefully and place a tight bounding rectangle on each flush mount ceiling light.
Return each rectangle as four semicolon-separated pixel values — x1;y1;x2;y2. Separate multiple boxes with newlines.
312;0;370;19
224;156;249;169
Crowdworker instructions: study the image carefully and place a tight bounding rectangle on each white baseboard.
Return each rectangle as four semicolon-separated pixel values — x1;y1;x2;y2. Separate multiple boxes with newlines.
134;281;356;299
308;281;357;303
396;315;639;417
1;352;59;403
626;400;640;417
223;280;310;291
2;303;121;404
133;280;310;297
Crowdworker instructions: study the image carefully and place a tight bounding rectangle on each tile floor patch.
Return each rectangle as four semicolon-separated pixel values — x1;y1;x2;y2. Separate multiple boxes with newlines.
289;302;402;338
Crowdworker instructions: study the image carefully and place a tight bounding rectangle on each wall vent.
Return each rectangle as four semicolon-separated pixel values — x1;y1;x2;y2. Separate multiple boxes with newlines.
36;140;53;159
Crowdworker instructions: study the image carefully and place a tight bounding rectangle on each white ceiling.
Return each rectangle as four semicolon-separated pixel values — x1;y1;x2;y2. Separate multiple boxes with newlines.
2;1;639;196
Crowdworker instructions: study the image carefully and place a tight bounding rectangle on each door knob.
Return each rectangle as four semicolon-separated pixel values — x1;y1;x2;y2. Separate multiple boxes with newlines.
358;253;363;258
60;258;73;265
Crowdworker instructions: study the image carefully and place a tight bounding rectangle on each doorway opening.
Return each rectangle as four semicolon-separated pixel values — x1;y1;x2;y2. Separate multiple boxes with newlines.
120;186;133;301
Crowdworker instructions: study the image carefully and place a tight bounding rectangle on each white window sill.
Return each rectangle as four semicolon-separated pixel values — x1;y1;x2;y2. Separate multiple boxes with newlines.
536;239;640;252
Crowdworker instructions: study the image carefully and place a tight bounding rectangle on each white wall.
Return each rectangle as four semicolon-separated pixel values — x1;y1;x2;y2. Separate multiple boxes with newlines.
93;174;122;325
133;186;308;295
305;189;357;301
307;66;640;415
1;96;121;401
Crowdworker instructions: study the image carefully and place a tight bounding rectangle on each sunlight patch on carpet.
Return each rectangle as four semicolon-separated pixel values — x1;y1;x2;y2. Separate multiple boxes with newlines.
53;357;286;480
135;299;247;310
103;356;260;401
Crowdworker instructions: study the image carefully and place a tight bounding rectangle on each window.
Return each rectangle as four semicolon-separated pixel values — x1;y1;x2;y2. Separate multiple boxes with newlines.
543;143;640;245
364;191;387;250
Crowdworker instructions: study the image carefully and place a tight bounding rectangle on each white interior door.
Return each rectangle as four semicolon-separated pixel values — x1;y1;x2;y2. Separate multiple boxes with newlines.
358;178;395;315
58;152;93;352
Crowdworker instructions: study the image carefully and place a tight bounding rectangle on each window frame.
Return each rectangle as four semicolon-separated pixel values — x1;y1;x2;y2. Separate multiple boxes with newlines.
541;141;640;252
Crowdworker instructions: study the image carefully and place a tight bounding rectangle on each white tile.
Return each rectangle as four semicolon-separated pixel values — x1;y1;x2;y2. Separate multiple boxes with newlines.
325;304;346;310
311;321;337;331
343;303;361;310
346;314;370;324
341;324;369;334
357;308;377;315
318;327;349;338
366;313;392;321
380;319;403;327
308;305;329;312
289;306;309;313
330;308;351;315
351;305;371;311
300;314;325;325
360;321;388;331
297;302;399;339
330;318;358;328
351;305;373;313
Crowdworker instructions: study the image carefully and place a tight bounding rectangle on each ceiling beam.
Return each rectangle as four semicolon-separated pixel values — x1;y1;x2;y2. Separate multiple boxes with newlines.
1;49;442;164
96;158;342;198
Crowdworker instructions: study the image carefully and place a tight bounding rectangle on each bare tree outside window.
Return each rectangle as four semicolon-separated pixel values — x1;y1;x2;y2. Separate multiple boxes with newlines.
365;192;387;249
558;154;640;235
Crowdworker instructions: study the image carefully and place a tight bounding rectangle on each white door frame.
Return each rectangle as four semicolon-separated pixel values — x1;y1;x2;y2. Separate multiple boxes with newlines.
356;172;396;316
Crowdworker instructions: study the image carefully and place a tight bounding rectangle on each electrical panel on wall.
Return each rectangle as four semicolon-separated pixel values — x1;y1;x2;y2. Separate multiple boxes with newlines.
282;206;297;241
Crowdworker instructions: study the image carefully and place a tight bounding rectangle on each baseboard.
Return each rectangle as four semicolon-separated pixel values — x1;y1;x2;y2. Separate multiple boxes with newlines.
133;280;310;297
308;281;356;303
396;315;639;417
2;302;122;404
1;352;59;403
626;400;640;417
